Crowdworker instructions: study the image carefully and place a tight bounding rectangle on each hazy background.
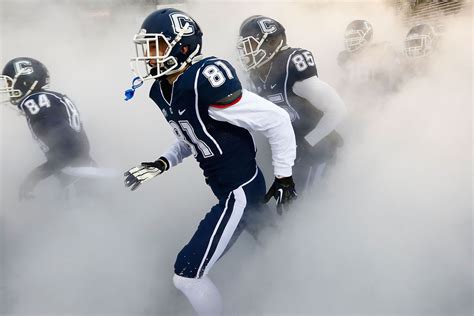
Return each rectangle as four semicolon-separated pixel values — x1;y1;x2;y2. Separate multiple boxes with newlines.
0;0;472;315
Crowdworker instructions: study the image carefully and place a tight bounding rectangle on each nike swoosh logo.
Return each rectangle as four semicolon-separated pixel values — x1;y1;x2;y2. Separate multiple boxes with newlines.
178;109;186;115
270;84;277;89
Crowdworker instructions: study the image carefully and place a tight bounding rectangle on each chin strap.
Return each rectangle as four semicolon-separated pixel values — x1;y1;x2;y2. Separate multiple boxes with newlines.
167;43;202;75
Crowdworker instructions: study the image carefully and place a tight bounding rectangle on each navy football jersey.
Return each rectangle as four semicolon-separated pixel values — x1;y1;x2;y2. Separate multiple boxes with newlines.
249;47;322;139
19;90;91;164
150;57;257;191
248;47;341;157
337;42;402;93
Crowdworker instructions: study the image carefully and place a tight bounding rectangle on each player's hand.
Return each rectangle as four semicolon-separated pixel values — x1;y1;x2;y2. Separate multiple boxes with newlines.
124;157;169;191
264;176;297;215
19;178;36;201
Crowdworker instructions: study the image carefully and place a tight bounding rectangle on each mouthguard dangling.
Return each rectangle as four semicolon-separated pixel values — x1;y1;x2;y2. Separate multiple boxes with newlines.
124;76;144;101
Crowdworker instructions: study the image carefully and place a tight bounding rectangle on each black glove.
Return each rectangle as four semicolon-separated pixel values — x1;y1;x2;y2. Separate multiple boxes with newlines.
264;176;297;215
124;157;169;191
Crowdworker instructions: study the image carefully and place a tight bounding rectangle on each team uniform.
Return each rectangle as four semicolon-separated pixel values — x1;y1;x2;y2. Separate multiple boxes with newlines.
337;42;403;95
400;23;439;82
238;16;345;193
124;8;297;315
150;56;273;278
19;91;93;172
1;57;95;199
248;47;343;191
338;20;403;96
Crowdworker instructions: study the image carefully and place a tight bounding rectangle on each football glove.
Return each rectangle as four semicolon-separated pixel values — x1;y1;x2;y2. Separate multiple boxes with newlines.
264;176;297;215
124;157;169;191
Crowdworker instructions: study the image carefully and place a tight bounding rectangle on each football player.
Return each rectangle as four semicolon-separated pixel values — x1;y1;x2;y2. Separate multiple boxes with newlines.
404;24;437;58
124;8;297;315
237;15;347;192
337;19;402;94
402;23;439;77
0;57;95;200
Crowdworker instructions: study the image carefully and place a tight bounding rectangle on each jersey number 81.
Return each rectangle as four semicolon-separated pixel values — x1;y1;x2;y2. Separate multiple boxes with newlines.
202;61;234;87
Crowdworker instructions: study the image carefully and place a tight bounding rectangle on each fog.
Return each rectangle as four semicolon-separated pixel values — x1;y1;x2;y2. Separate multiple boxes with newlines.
0;0;472;315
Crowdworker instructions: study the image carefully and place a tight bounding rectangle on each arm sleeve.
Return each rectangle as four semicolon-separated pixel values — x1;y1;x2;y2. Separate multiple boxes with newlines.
208;89;296;177
198;59;242;106
161;139;193;168
292;76;347;146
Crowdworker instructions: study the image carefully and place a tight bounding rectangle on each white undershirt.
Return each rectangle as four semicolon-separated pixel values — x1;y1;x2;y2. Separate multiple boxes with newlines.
292;76;347;146
162;89;296;177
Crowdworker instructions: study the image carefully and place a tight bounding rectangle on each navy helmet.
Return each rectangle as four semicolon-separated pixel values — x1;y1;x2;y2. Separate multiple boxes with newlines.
0;57;50;105
344;20;373;52
130;8;203;80
237;15;286;71
405;24;435;58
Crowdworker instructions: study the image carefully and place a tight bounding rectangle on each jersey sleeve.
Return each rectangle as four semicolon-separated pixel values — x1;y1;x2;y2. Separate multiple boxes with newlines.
288;49;318;83
197;59;242;107
208;89;296;177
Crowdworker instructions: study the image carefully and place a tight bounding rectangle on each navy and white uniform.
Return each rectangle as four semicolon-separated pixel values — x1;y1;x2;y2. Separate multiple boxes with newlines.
149;56;295;278
337;42;403;94
19;90;94;181
248;47;344;191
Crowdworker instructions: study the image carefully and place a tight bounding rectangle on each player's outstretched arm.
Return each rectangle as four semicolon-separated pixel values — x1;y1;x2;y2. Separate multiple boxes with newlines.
293;76;347;146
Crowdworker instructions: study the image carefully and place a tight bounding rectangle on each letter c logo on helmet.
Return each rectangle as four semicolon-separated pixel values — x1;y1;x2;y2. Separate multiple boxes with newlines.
170;13;195;36
14;60;34;76
257;18;277;34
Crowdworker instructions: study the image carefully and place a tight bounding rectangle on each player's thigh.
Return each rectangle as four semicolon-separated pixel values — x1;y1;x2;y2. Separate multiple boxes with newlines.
174;169;266;278
174;192;245;278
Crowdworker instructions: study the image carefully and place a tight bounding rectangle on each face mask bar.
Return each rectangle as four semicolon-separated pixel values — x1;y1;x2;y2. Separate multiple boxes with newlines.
344;29;368;52
237;35;267;71
237;34;283;72
0;75;26;114
130;32;177;80
130;22;200;80
405;35;432;58
0;75;23;99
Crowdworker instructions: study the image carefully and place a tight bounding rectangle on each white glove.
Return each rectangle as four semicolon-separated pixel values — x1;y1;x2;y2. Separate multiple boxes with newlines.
124;158;169;191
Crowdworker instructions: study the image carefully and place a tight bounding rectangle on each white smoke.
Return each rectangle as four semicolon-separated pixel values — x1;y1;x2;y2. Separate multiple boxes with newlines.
0;0;472;315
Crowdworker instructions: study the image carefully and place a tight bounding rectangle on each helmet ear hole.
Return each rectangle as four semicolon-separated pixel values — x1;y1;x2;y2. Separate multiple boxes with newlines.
180;45;190;54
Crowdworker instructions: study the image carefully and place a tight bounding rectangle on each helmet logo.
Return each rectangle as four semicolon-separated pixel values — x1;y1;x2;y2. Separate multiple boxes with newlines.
170;13;195;36
257;18;277;34
14;60;34;76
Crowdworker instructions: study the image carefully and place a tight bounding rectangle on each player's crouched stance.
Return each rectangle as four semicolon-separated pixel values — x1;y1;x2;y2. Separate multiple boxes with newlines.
0;57;95;200
123;8;297;315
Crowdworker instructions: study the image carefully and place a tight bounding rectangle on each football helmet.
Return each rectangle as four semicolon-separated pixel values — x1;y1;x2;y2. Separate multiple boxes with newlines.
344;20;373;52
0;57;50;105
130;8;203;80
405;24;435;58
237;15;286;71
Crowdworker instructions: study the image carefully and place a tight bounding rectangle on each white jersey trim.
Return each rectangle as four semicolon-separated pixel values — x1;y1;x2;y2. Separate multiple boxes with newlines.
283;50;300;120
198;167;258;277
194;65;223;155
